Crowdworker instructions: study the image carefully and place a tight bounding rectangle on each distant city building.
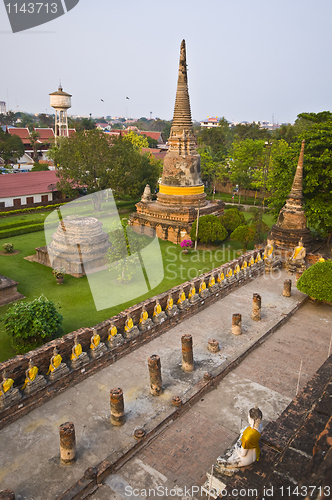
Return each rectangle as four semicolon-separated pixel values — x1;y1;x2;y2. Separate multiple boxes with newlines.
200;117;219;128
0;101;6;114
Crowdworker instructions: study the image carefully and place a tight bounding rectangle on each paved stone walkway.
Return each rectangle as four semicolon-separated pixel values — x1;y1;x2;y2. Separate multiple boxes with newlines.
1;271;331;499
90;300;332;500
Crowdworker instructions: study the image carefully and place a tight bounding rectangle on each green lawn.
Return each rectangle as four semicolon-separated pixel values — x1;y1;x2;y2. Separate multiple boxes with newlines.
0;205;275;362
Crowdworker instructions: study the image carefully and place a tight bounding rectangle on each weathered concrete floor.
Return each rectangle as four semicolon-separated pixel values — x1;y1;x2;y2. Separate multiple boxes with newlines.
90;303;332;500
1;271;329;499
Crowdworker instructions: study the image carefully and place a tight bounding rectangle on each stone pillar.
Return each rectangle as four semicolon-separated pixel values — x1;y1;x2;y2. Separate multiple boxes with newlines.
181;334;194;372
59;422;76;464
208;339;220;352
0;492;15;500
252;293;261;321
148;355;162;396
283;279;292;297
232;314;242;335
110;388;125;426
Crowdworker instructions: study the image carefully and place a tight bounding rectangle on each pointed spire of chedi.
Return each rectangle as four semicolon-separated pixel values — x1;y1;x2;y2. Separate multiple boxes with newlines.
270;139;312;250
171;39;193;133
158;39;206;207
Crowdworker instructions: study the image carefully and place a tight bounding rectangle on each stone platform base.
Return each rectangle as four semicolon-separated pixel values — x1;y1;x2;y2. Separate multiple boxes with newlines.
23;375;47;395
199;289;210;300
48;363;69;382
138;318;154;332
107;334;124;349
123;326;140;340
71;352;90;370
90;343;107;359
152;312;167;325
0;388;22;409
177;299;190;310
166;306;178;317
0;274;25;307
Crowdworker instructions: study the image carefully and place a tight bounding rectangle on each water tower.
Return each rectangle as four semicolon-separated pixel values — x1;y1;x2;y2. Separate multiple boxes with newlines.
49;85;72;143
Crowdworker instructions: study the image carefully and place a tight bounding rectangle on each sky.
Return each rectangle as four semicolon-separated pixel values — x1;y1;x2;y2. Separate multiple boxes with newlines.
1;0;332;124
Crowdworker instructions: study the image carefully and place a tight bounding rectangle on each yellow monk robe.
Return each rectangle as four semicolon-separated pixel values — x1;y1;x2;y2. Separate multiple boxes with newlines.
90;334;100;350
250;256;255;266
257;253;262;262
140;310;148;323
47;354;62;375
153;304;162;317
217;272;224;282
125;318;133;332
241;426;261;461
188;287;195;299
243;260;247;268
255;256;258;263
235;264;240;274
178;292;186;304
108;325;117;340
209;277;215;287
226;269;232;278
22;366;38;390
0;378;14;396
71;344;82;360
166;297;173;310
199;282;206;293
293;246;303;259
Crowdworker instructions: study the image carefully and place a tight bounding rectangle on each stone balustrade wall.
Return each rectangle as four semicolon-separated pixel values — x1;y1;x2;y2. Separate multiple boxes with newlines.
0;249;264;429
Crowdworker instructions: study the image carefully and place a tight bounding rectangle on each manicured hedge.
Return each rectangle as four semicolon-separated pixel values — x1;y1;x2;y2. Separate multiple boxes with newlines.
0;223;45;239
0;203;67;216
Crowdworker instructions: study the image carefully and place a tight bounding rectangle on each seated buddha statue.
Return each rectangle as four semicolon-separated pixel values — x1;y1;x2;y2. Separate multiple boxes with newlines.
199;278;210;299
139;305;153;331
208;273;219;293
188;281;199;304
70;334;89;368
263;238;281;273
152;299;167;324
46;347;69;381
177;286;190;310
0;370;21;409
217;268;226;288
22;358;46;395
107;322;124;349
89;328;107;358
165;293;178;317
226;266;235;283
234;263;242;279
123;313;139;340
249;255;255;268
216;406;263;471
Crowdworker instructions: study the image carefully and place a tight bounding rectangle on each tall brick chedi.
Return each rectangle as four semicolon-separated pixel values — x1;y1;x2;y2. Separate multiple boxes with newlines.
270;140;312;250
129;40;224;244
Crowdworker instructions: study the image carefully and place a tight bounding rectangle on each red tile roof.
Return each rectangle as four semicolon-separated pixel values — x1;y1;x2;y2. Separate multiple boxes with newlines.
0;170;59;198
68;129;76;137
141;148;167;161
33;128;55;140
141;131;163;141
7;127;31;144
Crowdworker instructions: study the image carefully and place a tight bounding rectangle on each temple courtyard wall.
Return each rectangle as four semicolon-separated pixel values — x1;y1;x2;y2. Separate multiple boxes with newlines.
0;264;331;499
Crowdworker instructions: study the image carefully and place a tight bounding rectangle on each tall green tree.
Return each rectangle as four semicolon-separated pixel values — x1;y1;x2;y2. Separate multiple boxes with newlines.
0;128;25;165
48;130;160;210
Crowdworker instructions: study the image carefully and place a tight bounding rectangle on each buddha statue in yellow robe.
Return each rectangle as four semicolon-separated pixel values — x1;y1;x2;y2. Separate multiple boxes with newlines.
188;281;199;304
0;370;22;408
123;313;140;339
166;293;178;317
216;406;262;470
290;239;306;264
0;371;14;397
70;334;89;368
199;278;210;299
22;358;46;394
177;286;189;309
46;347;69;381
139;305;153;331
47;347;63;375
153;299;166;324
22;359;39;390
107;322;124;348
90;329;101;350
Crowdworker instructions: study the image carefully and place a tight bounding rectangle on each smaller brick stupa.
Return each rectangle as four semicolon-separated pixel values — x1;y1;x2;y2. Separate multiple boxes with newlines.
35;216;111;277
270;140;312;251
129;40;224;244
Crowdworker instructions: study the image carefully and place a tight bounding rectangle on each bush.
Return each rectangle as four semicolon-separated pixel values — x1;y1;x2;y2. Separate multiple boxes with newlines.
297;260;332;302
221;208;246;233
190;214;228;244
2;242;13;253
230;225;255;251
0;223;45;239
2;295;63;354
